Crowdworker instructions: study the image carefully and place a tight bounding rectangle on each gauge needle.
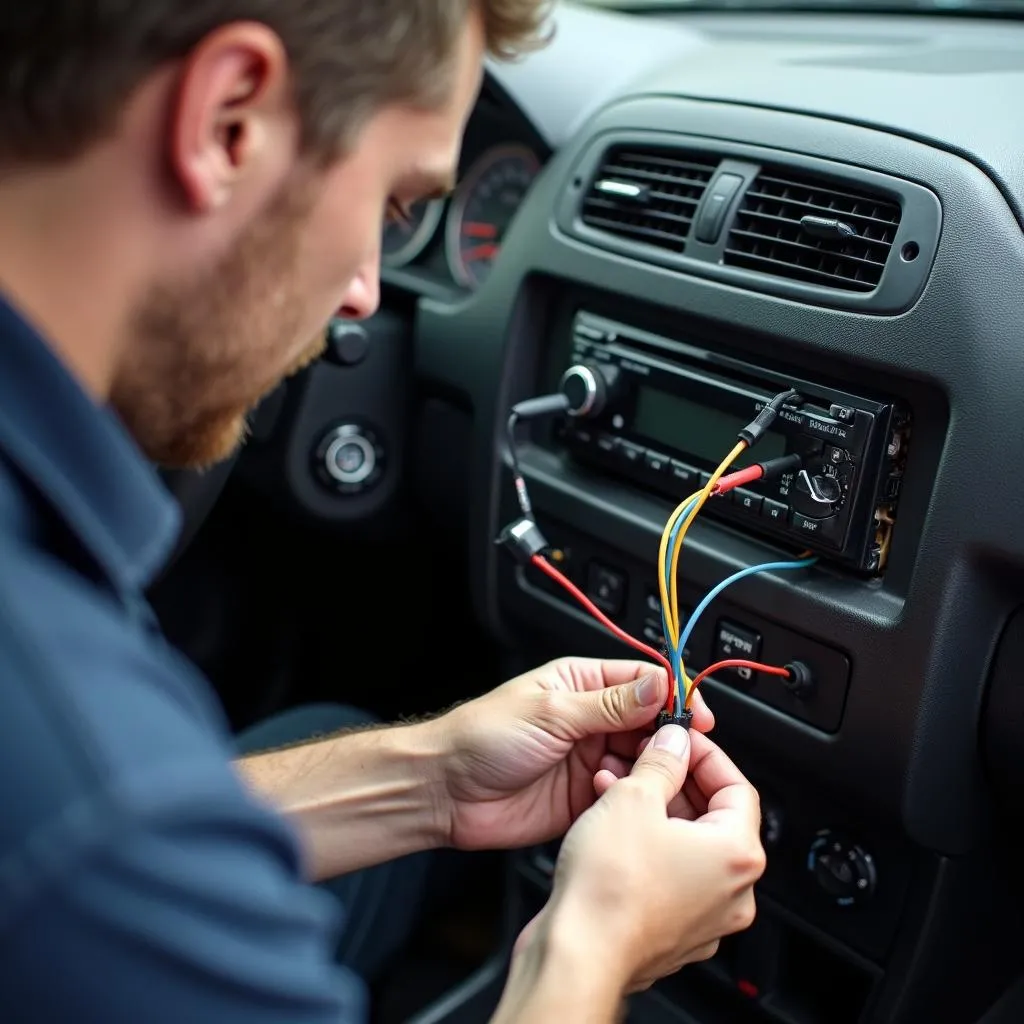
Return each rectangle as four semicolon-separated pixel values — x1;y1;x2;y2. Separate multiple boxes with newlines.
461;243;499;262
463;222;499;238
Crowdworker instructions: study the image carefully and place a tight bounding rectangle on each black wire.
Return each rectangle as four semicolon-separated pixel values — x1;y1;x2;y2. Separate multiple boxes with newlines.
507;411;533;518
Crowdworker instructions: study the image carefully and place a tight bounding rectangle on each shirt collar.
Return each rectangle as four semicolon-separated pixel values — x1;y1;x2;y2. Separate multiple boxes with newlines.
0;293;181;591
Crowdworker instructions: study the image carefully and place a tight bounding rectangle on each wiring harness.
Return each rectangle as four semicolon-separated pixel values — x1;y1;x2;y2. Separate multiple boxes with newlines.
497;387;818;728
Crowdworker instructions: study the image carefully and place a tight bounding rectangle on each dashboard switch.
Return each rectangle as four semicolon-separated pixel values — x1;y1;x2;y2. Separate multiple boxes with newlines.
586;561;627;617
713;620;763;685
695;173;744;244
807;830;877;907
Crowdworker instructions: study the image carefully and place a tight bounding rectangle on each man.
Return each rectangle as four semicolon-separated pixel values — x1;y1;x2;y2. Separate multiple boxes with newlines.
0;2;766;1021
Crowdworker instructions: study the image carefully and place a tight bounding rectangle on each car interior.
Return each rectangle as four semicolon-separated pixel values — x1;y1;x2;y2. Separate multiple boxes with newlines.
149;1;1024;1021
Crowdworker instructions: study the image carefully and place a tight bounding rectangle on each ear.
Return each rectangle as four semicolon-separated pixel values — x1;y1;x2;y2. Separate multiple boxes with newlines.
167;22;295;213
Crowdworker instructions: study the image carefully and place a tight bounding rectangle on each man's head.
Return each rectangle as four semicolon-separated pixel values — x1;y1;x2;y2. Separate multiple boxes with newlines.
0;2;550;467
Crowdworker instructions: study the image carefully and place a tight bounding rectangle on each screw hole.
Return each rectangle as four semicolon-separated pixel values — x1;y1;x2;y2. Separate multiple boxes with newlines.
900;241;920;262
572;177;583;189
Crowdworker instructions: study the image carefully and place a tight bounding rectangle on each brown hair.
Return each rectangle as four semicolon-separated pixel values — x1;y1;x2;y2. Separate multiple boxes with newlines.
0;1;552;165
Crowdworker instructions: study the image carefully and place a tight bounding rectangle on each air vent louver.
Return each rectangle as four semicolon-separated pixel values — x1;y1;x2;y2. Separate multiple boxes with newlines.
724;169;902;292
581;146;718;254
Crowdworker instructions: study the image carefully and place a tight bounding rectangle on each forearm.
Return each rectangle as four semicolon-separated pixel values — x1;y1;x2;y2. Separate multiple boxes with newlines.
235;722;451;880
491;908;627;1024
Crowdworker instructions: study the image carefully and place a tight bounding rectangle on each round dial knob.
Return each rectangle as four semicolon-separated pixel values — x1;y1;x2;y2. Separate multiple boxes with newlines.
314;423;385;494
559;362;619;418
792;466;845;519
807;830;876;907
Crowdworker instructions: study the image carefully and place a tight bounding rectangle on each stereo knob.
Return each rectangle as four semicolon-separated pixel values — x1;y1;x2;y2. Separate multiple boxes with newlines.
559;362;619;418
793;467;844;519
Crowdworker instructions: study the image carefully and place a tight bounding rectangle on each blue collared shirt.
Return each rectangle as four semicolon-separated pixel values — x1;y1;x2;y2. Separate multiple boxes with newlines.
0;295;364;1022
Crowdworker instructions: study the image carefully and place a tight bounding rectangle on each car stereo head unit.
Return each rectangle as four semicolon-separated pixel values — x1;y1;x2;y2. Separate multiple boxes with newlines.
556;312;911;573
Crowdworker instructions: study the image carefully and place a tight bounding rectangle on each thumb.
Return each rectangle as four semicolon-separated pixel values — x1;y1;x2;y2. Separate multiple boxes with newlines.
628;725;691;805
560;673;667;735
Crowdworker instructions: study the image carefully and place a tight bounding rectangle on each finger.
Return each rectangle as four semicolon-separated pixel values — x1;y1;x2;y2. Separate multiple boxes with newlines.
552;658;672;694
556;672;668;739
608;728;648;759
688;689;715;733
667;783;703;820
599;753;632;778
594;768;619;797
686;732;761;830
626;724;691;805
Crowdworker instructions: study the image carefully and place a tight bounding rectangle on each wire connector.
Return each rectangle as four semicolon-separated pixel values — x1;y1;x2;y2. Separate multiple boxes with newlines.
495;517;550;565
739;388;801;446
757;453;803;479
655;708;694;730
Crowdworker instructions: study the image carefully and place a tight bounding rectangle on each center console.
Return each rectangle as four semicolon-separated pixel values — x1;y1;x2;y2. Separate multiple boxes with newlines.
409;79;1024;1023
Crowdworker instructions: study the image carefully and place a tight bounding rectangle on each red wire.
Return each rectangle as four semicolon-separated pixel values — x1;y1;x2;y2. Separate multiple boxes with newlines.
688;658;790;696
713;464;764;494
530;554;675;704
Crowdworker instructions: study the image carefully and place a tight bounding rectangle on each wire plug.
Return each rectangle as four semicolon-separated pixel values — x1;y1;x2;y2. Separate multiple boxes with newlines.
738;388;802;446
655;708;694;730
496;517;550;565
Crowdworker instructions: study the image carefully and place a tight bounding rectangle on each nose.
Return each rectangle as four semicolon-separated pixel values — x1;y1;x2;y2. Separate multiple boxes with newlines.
337;260;381;321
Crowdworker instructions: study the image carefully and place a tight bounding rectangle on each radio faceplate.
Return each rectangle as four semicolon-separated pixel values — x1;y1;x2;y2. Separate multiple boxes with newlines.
557;312;910;573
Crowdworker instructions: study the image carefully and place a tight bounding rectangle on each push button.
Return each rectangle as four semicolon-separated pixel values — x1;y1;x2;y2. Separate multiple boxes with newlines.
644;450;671;474
761;498;789;523
732;488;763;514
586;561;627;617
713;620;763;685
670;461;700;488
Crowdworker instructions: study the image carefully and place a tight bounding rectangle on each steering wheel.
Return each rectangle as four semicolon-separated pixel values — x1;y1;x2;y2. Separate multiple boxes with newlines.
158;452;240;573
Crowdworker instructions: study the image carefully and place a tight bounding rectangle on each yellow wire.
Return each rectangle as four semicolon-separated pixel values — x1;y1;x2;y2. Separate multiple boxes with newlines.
657;491;702;646
669;442;748;702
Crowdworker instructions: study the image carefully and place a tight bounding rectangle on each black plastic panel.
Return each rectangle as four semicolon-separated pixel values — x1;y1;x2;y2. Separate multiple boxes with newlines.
415;93;1023;857
525;517;852;733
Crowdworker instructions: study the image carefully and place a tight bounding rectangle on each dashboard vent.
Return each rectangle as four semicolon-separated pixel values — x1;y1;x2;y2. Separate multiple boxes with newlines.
581;146;718;254
724;168;902;292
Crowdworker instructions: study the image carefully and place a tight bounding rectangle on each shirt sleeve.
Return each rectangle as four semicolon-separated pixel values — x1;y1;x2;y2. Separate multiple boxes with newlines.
0;777;366;1024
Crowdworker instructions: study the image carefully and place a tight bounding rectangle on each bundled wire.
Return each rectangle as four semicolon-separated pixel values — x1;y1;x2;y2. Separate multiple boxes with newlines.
498;385;813;721
656;388;806;714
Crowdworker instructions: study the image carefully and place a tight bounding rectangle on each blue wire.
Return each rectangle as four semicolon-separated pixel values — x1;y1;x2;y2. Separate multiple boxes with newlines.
661;497;699;716
661;498;699;650
676;555;818;663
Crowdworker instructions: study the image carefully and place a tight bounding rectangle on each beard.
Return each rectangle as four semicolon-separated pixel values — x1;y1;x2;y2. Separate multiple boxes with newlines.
111;177;327;470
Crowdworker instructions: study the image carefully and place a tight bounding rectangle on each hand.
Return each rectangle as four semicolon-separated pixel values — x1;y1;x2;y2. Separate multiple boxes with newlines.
436;657;713;852
514;726;766;996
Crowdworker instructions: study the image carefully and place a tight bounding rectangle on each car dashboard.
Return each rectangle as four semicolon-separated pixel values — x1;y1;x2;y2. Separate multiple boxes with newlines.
239;5;1024;1023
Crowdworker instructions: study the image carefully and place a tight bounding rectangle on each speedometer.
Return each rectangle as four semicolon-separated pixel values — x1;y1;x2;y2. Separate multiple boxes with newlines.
445;144;540;289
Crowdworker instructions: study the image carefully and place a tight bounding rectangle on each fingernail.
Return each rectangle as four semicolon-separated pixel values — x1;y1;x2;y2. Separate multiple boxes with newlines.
653;724;689;757
634;674;661;706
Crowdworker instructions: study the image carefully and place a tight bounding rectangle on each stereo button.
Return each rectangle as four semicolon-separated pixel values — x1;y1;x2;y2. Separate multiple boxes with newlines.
596;434;617;454
644;450;671;474
670;461;700;488
761;499;789;523
732;489;763;514
791;511;841;545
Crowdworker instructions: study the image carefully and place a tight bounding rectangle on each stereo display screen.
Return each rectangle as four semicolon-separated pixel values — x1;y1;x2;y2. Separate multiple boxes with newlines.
633;387;786;470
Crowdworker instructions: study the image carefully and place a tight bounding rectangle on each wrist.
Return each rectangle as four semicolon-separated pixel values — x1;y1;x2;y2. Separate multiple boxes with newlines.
498;897;630;1021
